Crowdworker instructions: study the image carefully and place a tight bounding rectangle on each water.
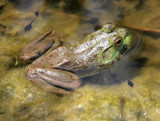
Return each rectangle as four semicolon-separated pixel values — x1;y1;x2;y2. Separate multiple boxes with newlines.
0;0;160;121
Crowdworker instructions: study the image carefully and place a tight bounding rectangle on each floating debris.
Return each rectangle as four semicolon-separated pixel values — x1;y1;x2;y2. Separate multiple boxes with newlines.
87;17;99;24
0;2;6;11
127;80;134;87
0;112;5;114
24;18;36;31
24;11;39;31
0;23;7;29
119;97;125;119
35;11;39;16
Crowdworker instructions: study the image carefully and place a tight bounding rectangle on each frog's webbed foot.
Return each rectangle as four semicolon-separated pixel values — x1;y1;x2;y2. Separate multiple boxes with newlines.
20;30;67;61
26;66;81;94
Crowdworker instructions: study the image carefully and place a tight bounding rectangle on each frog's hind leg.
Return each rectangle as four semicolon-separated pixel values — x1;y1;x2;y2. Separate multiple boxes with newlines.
26;66;81;94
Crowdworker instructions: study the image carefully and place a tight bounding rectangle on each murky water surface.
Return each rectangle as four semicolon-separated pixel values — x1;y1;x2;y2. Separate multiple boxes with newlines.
0;0;160;121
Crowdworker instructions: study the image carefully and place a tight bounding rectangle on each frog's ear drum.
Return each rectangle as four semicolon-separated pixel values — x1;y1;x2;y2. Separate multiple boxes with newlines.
114;37;123;47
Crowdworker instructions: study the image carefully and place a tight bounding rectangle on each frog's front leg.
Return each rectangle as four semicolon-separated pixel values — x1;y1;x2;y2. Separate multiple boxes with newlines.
20;30;67;61
26;66;81;94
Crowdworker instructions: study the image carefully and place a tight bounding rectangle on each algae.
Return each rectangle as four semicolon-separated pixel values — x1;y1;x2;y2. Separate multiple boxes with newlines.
55;67;160;121
0;68;61;121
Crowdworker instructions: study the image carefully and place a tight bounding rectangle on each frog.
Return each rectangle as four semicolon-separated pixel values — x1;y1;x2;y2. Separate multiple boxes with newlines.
20;23;136;94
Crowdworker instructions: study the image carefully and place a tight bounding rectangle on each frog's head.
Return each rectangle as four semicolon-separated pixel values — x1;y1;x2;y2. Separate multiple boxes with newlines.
99;23;141;65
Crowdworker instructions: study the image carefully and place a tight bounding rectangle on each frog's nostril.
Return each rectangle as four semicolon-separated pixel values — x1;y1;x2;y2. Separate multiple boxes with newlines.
126;32;129;36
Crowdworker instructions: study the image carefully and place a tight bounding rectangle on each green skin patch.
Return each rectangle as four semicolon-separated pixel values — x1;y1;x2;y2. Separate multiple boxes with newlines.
100;27;134;65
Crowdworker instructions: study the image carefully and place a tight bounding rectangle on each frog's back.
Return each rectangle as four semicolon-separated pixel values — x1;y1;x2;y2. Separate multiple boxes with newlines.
32;46;72;68
32;27;119;72
32;44;101;73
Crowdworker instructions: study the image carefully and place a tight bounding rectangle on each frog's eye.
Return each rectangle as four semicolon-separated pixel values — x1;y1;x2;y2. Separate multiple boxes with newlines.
114;37;123;47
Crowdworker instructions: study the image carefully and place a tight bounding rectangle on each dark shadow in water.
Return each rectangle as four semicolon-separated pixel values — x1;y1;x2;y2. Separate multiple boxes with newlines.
135;0;146;10
81;56;148;86
143;31;160;39
0;3;5;12
130;57;148;68
45;0;82;14
9;0;33;8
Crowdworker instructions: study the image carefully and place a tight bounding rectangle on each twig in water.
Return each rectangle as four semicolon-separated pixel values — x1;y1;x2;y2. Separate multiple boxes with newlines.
119;24;160;34
17;107;37;121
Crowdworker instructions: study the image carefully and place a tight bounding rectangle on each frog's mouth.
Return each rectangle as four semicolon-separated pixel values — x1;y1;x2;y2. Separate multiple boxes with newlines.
123;31;142;55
